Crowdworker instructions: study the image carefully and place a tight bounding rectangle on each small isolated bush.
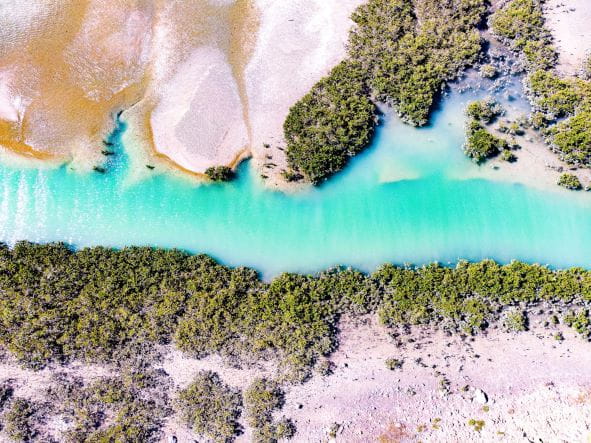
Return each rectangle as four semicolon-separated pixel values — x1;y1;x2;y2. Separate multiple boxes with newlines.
582;55;591;80
501;149;517;162
253;418;296;443
503;309;528;332
177;371;242;442
563;310;590;339
385;358;403;370
3;398;37;442
480;64;497;79
468;418;485;432
464;121;508;163
205;166;235;182
316;359;335;376
557;173;582;190
466;98;503;124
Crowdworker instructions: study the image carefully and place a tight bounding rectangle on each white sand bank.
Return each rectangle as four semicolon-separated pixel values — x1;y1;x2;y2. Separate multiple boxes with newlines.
544;0;591;77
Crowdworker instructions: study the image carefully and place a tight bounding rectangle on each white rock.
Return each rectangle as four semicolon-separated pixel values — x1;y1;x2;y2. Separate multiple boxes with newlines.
473;388;489;404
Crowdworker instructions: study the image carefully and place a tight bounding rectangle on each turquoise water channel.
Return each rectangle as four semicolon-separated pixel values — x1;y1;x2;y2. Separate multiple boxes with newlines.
1;88;590;277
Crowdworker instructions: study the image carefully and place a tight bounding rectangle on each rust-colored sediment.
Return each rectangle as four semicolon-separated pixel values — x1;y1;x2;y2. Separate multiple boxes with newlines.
0;0;260;176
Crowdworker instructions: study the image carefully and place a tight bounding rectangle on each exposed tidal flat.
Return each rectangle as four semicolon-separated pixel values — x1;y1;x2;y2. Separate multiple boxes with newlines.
0;89;589;278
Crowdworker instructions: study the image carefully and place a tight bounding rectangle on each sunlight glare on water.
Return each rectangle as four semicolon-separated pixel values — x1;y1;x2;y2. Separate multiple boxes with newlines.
0;89;590;278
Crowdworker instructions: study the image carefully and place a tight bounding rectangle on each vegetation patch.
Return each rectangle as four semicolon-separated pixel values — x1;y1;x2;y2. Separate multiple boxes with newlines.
557;173;582;190
464;120;508;163
2;398;38;442
492;1;591;170
46;368;170;442
490;0;557;71
284;0;488;183
0;243;590;439
1;242;591;377
244;378;295;442
284;61;377;185
176;371;242;442
466;98;503;124
205;166;235;182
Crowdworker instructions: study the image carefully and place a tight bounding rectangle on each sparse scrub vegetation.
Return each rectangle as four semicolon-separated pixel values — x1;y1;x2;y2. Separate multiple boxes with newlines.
490;0;557;71
492;1;591;171
244;378;295;442
46;368;170;442
176;371;242;442
3;398;38;442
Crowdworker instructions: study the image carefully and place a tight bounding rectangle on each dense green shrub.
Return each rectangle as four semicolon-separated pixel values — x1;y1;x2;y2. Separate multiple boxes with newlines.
176;371;242;442
464;120;508;163
557;173;582;190
466;98;503;124
284;61;377;184
205;166;235;182
490;0;557;70
284;0;487;183
0;242;590;373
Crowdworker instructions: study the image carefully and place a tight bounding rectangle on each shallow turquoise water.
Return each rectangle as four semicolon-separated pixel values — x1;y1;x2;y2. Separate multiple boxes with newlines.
1;89;590;277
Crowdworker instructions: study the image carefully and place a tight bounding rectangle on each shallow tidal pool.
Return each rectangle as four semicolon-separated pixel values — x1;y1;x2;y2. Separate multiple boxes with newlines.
1;89;590;278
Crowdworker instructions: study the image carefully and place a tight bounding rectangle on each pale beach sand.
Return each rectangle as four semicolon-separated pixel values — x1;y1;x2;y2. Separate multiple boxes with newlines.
544;0;591;77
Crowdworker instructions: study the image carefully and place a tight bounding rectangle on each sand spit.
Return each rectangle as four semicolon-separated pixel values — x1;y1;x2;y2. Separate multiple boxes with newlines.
544;0;591;77
0;0;363;183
